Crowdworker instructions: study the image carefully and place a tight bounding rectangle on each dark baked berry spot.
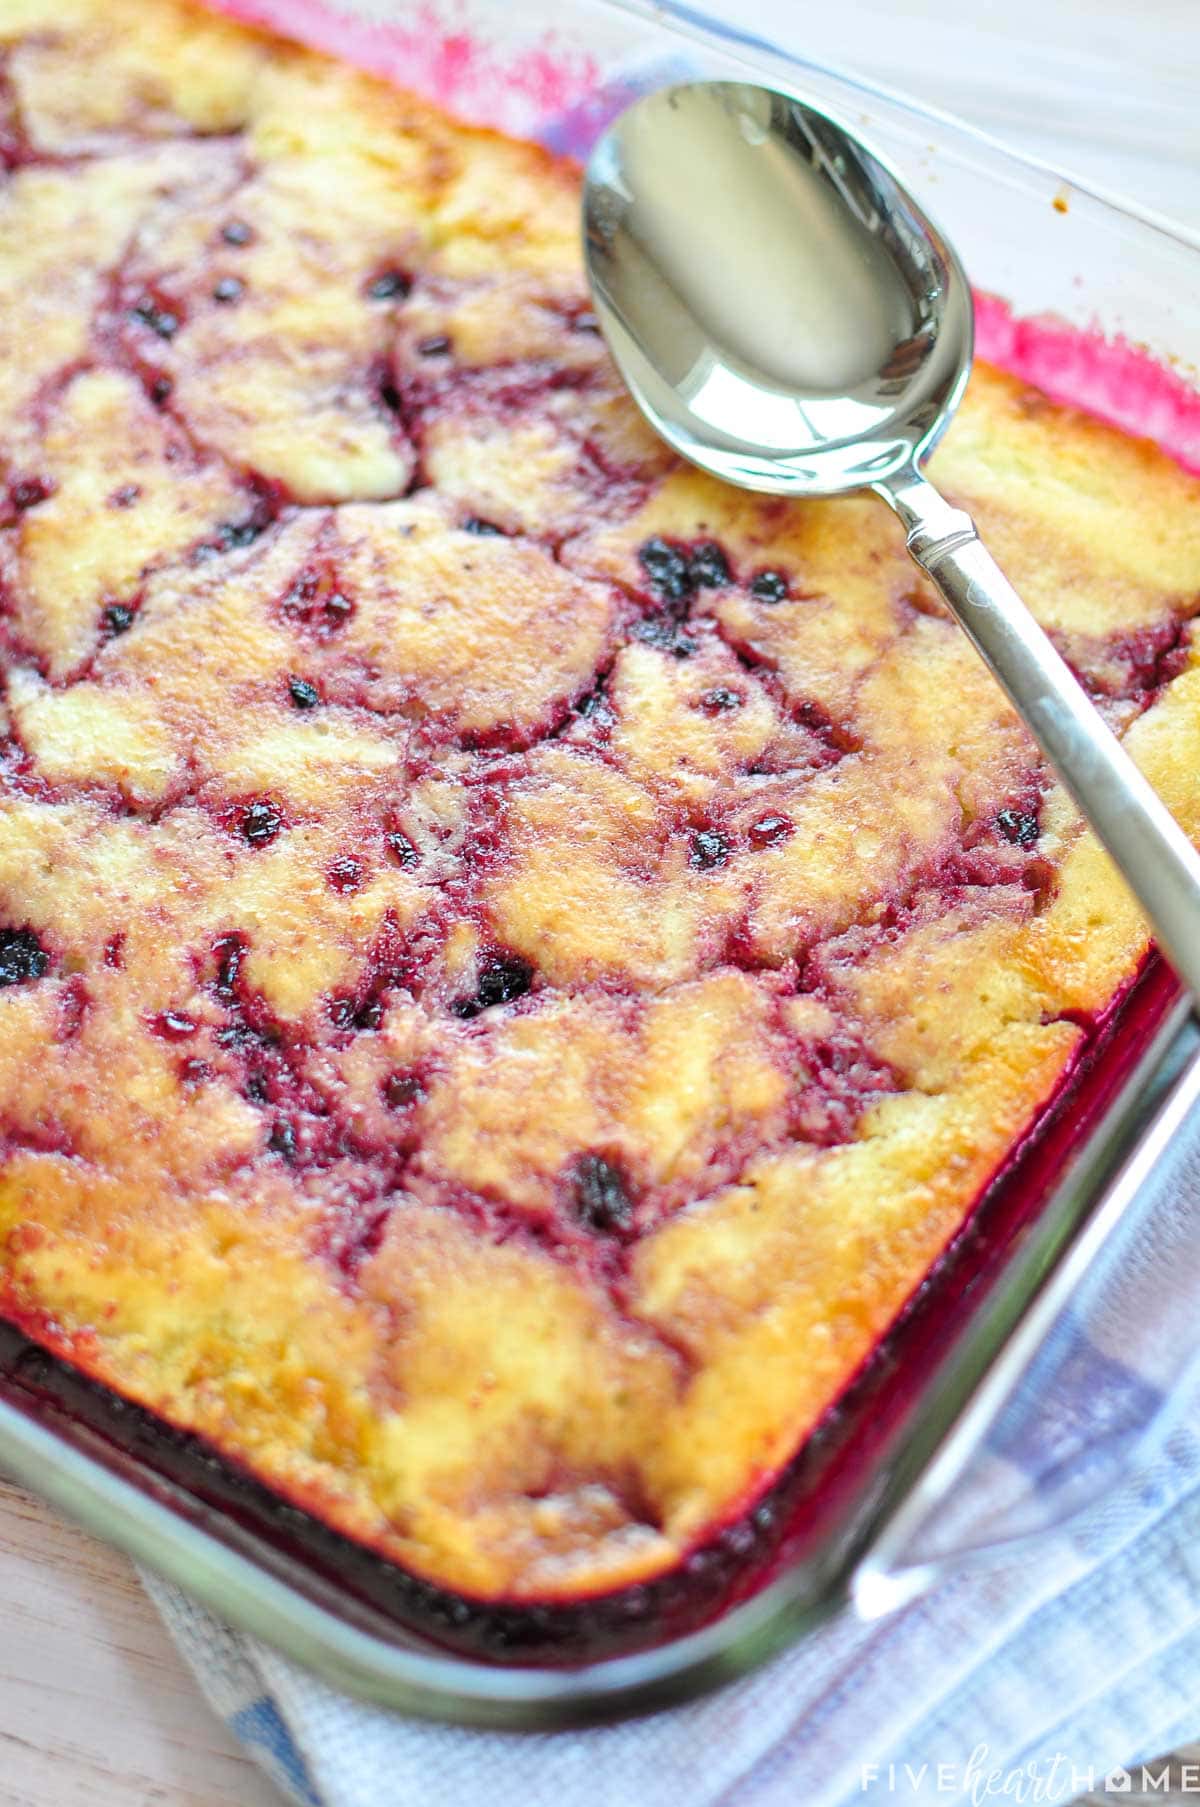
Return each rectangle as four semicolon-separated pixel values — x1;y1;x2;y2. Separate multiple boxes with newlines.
10;475;54;511
996;806;1040;847
573;679;612;723
268;1120;297;1162
103;933;125;969
689;828;730;870
452;952;533;1018
211;933;246;998
748;814;793;849
101;602;136;636
179;1056;213;1086
416;333;451;357
281;569;355;635
288;676;320;709
356;996;384;1031
154;1009;197;1039
212;276;244;304
476;954;533;1008
639;536;735;604
699;686;743;715
327;856;364;895
572;1153;634;1234
462;516;505;537
196;509;273;562
150;375;173;405
240;801;283;847
221;219;253;246
750;570;790;603
329;986;385;1031
689;540;731;588
383;1070;423;1109
131;296;180;339
632;616;696;659
367;269;412;301
638;536;693;606
108;483;141;509
0;927;48;986
385;829;419;869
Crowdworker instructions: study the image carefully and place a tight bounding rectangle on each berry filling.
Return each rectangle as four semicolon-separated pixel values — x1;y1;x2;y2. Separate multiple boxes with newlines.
238;800;284;846
451;951;535;1018
749;570;790;603
571;1154;635;1236
0;926;48;986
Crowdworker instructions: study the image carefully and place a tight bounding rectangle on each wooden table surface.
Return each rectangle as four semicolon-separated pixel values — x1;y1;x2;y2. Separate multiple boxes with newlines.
0;1478;282;1807
3;3;1197;1804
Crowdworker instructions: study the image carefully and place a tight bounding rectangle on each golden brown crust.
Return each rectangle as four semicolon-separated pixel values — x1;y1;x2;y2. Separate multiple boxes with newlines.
1;0;1199;1606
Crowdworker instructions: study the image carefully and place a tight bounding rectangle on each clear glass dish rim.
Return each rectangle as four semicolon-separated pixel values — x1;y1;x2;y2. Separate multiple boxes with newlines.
3;0;1200;1731
621;0;1200;255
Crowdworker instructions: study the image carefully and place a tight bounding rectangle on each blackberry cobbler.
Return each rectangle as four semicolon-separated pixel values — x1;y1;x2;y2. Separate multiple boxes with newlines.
2;0;1200;1639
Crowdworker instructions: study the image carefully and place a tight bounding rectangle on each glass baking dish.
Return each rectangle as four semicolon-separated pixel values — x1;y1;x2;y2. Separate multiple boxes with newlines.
3;0;1200;1727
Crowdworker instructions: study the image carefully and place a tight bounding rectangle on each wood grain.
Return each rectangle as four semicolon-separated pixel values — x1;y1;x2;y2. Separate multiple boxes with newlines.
0;1476;283;1807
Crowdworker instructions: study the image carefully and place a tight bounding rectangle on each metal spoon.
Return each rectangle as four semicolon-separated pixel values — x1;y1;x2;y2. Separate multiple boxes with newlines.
583;80;1200;998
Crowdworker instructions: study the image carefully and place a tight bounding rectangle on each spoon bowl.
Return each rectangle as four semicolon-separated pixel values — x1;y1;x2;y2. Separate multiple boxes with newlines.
583;78;1200;1003
584;80;972;495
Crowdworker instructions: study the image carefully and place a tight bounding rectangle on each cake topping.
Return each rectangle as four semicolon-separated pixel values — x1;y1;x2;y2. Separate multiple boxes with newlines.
239;800;284;846
638;536;696;606
995;805;1040;846
367;269;413;302
749;570;790;603
0;926;48;986
452;951;535;1018
383;1071;424;1110
100;601;136;636
131;294;181;339
689;540;732;588
154;1009;197;1039
699;686;743;715
748;814;794;849
572;1153;635;1235
689;828;731;870
9;476;54;512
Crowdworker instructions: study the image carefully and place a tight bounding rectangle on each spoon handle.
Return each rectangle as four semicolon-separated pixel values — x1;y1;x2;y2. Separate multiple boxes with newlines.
880;466;1200;1001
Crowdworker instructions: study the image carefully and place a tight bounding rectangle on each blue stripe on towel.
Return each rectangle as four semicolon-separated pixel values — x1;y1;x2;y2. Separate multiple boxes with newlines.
229;1696;323;1806
987;1314;1163;1491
